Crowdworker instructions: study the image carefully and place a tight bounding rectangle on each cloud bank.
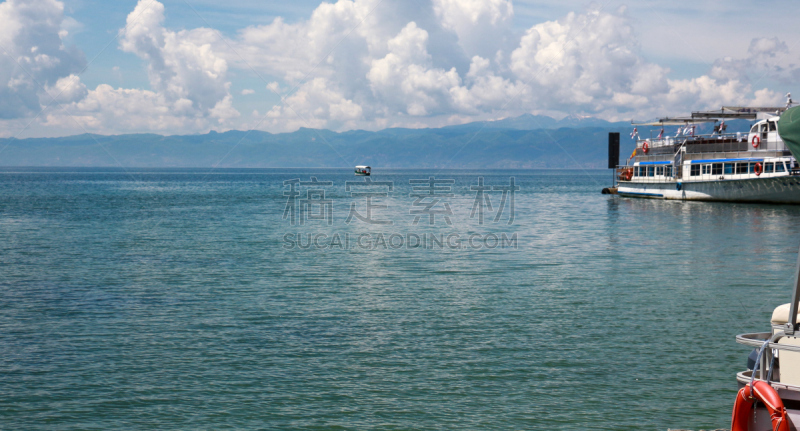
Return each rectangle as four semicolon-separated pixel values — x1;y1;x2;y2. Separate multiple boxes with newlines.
0;0;796;137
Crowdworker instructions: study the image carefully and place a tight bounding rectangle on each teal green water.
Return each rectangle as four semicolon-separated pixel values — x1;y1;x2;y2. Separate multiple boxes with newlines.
1;168;799;430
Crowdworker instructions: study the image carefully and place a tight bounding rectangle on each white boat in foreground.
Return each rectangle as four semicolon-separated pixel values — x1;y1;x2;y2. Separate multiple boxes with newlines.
732;245;800;430
615;103;800;203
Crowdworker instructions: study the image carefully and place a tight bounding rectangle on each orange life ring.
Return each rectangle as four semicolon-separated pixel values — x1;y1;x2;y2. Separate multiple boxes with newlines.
755;162;763;176
623;168;632;181
752;135;761;148
642;141;649;154
731;381;789;431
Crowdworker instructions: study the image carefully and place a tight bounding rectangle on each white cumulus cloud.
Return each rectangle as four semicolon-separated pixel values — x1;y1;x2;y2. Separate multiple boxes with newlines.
40;0;240;135
263;77;363;132
0;0;85;119
711;37;799;86
0;0;796;137
114;0;238;124
432;0;514;58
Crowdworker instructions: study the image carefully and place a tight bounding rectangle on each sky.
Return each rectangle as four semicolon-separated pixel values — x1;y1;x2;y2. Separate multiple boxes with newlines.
1;0;799;138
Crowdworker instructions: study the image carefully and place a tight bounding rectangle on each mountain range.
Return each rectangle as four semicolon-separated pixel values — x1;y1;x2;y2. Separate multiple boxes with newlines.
0;114;752;168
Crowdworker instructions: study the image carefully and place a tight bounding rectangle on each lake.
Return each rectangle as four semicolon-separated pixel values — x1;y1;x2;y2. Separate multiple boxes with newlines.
1;167;798;429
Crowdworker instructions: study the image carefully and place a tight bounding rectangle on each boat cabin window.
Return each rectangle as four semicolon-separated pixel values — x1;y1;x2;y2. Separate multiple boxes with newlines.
712;163;722;175
776;161;787;172
765;162;774;173
724;163;734;174
735;163;748;174
769;121;777;131
701;164;711;175
634;164;672;177
690;165;700;176
751;124;758;133
760;123;768;133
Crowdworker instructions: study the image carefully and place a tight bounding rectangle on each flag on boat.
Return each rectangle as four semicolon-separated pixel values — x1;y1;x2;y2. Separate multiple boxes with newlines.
630;127;638;139
657;128;664;139
629;148;636;159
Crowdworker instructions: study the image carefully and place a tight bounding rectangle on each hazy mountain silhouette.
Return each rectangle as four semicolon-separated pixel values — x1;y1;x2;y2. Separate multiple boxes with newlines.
0;115;753;168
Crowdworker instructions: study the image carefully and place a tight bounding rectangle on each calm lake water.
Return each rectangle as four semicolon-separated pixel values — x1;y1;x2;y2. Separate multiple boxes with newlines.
2;167;799;430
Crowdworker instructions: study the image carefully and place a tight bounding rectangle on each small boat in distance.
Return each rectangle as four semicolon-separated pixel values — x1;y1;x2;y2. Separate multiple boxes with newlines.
355;165;371;176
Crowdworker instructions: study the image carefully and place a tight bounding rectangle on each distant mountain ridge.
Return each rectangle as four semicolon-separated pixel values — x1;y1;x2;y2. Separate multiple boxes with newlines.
442;113;629;131
0;114;752;169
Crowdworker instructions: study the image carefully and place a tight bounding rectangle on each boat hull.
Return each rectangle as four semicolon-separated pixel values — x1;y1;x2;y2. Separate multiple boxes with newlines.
618;177;800;203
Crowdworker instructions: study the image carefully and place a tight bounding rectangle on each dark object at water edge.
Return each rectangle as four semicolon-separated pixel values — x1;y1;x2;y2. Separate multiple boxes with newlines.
601;187;618;194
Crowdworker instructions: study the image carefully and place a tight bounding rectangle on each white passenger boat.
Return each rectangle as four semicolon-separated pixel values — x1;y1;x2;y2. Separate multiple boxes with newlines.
732;245;800;430
615;101;800;203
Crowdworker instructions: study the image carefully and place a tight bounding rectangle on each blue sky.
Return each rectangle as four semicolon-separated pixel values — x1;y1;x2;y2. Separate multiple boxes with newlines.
2;0;799;137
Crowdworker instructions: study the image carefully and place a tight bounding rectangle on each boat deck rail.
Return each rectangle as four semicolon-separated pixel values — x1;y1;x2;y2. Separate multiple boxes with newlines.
631;150;792;165
735;370;800;395
736;332;800;353
735;331;800;392
636;132;750;150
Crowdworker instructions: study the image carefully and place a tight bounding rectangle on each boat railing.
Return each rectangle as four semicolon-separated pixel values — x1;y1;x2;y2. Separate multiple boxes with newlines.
636;132;748;150
636;136;680;150
735;331;800;387
630;149;792;165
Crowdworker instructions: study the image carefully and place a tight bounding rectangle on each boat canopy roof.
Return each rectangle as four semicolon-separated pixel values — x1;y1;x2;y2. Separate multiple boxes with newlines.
722;106;788;114
692;110;757;120
692;106;787;120
355;165;370;169
634;106;793;125
631;117;717;126
705;106;788;119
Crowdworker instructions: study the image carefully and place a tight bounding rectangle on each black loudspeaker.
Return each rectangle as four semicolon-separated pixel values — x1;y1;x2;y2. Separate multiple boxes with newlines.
608;133;620;169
